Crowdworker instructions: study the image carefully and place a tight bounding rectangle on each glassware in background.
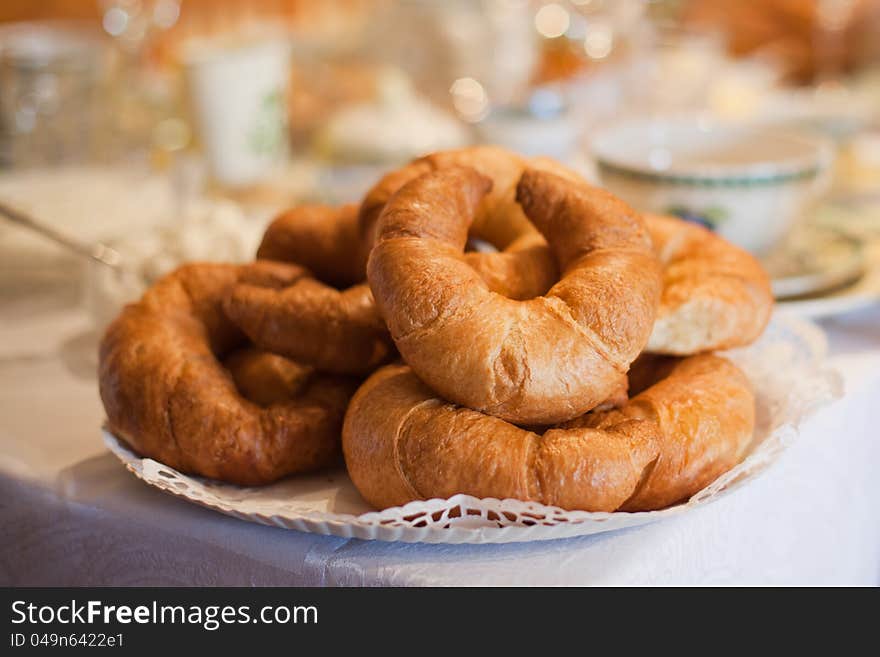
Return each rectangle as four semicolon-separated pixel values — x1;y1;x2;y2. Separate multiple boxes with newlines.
98;0;181;55
804;0;869;170
98;1;295;211
0;21;110;168
520;0;650;154
446;0;539;109
146;2;336;206
569;0;646;62
531;0;645;85
371;0;538;118
183;37;291;190
312;67;470;203
317;67;469;164
572;1;785;122
625;19;725;113
97;0;185;165
476;88;579;161
285;2;477;202
286;15;374;151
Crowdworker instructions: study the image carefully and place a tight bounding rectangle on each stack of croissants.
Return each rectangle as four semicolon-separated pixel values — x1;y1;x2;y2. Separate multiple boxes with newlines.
99;146;774;513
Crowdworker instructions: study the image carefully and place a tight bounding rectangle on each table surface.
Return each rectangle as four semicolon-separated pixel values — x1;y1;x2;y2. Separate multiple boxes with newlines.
2;169;879;586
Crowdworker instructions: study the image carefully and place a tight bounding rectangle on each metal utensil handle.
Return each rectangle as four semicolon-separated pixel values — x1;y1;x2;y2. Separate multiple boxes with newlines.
0;199;120;267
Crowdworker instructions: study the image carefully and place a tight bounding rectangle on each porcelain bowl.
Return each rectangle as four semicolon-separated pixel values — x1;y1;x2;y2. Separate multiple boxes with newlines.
591;116;834;254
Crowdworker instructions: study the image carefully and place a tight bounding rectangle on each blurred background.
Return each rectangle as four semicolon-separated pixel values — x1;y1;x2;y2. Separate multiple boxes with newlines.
2;0;880;326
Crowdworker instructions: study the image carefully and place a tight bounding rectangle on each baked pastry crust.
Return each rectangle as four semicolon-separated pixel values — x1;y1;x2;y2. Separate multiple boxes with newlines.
361;148;772;353
225;204;393;375
450;212;775;353
645;214;774;354
367;165;661;424
360;145;582;299
343;353;754;512
224;346;314;407
99;262;357;485
98;148;769;505
256;203;365;289
225;277;392;376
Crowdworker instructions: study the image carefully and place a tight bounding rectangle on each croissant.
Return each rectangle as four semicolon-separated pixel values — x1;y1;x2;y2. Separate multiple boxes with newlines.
99;262;357;485
224;204;394;375
645;214;774;354
448;213;775;352
228;159;572;373
225;278;391;376
224;346;314;407
360;145;582;291
343;353;754;512
256;203;364;289
367;165;662;424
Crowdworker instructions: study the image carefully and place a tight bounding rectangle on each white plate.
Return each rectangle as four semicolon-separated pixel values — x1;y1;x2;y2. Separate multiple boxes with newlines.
776;243;880;319
764;226;865;299
104;315;841;544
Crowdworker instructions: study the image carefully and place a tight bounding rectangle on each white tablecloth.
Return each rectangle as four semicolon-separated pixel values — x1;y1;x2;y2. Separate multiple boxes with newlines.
1;169;879;585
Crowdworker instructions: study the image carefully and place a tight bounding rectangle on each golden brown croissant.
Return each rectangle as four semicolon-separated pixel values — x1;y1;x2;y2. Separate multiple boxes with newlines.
257;203;365;289
230;167;567;373
224;346;314;407
343;353;754;512
361;148;773;346
360;145;583;285
644;214;774;354
225;204;394;376
99;262;358;485
224;277;392;376
367;166;662;424
452;213;775;352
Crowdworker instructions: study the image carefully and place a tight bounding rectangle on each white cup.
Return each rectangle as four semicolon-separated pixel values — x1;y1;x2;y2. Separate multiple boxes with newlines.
184;39;290;188
591;115;834;254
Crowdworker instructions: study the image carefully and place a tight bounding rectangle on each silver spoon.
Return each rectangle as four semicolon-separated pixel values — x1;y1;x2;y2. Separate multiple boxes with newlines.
0;199;126;271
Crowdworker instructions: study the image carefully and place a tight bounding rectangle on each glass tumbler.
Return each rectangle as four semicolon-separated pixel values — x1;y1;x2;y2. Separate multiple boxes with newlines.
0;21;109;169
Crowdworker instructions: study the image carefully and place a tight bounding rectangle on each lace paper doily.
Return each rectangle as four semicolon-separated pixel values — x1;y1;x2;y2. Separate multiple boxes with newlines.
104;314;842;544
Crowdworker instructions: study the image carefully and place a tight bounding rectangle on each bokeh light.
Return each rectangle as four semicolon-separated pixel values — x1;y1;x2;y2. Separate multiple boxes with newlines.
102;7;129;37
450;77;489;123
534;3;570;39
583;23;613;59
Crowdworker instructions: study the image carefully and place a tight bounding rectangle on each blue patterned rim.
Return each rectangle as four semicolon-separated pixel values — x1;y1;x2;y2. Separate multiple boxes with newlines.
596;160;820;186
